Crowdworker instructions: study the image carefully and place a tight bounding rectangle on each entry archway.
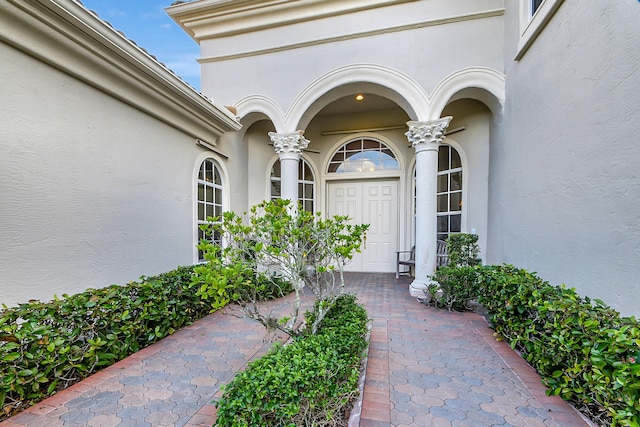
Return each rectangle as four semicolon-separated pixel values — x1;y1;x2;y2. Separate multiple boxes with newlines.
325;136;402;272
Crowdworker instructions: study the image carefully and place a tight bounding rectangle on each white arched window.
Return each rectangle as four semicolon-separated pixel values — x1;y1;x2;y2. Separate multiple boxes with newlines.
270;158;315;212
436;145;462;241
412;144;463;243
327;138;399;173
197;158;223;261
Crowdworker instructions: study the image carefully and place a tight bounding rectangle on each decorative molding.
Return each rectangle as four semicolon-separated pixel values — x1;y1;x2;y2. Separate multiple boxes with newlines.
405;126;465;147
235;94;287;131
287;63;428;130
269;131;310;159
234;65;503;134
197;9;505;64
168;0;417;40
429;67;505;118
405;117;453;153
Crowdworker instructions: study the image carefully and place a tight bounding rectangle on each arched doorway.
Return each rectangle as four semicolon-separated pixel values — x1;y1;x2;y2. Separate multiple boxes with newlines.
326;137;400;272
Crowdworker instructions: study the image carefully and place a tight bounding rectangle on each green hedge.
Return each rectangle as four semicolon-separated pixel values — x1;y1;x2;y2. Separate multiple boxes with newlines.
214;293;369;427
0;265;221;420
428;266;481;311
476;265;639;426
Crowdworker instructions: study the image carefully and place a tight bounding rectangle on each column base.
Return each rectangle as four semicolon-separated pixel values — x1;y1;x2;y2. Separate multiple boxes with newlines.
409;279;428;300
410;278;440;302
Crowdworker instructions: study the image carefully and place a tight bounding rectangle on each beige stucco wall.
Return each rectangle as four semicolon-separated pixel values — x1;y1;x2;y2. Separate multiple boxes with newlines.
0;42;225;308
489;0;640;316
197;0;505;121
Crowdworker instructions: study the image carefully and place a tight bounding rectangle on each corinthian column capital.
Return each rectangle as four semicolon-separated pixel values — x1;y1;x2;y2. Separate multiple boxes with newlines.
269;131;310;160
405;117;453;153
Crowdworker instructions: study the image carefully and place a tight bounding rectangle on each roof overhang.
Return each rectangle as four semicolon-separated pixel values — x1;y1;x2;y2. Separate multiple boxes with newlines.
0;0;241;143
167;0;416;41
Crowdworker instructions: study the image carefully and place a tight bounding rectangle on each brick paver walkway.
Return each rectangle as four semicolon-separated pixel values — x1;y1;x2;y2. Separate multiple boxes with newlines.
1;273;591;426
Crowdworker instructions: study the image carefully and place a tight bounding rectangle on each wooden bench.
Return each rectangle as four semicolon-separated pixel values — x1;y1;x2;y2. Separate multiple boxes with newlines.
396;240;448;279
436;239;449;268
396;246;415;279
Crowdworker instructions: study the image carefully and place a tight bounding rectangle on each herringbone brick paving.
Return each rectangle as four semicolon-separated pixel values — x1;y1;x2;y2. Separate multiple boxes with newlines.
1;273;591;426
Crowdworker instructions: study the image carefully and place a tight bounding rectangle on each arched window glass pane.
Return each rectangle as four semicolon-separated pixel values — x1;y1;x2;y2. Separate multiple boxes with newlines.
270;158;315;212
328;138;399;173
451;149;462;169
197;159;223;261
436;145;463;241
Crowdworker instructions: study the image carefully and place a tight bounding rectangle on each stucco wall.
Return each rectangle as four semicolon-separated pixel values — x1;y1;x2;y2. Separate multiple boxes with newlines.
489;1;640;316
200;1;504;117
0;43;211;307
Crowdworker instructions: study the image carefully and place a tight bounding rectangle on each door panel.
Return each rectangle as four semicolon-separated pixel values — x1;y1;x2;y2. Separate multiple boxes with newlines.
328;180;398;272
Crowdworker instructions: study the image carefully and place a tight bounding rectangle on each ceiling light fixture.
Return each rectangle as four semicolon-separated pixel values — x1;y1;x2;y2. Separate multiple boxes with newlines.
355;94;364;101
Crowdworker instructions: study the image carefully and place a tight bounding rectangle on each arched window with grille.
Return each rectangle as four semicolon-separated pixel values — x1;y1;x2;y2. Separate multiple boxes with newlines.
270;158;315;212
197;158;223;262
327;138;399;174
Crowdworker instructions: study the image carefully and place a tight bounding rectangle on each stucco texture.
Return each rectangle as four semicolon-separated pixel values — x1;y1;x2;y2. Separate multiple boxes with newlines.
488;0;640;316
0;43;205;307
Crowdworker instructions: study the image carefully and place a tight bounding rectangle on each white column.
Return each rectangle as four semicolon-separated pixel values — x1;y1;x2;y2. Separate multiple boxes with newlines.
405;117;452;298
268;131;310;205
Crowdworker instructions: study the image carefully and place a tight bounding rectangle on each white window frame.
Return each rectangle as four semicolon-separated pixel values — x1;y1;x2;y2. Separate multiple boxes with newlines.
270;157;316;212
410;144;465;244
436;145;463;242
327;137;399;174
196;158;224;262
515;0;565;60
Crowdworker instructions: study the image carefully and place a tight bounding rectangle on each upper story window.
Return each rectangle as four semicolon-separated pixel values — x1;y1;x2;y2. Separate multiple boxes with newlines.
515;0;565;60
327;138;399;174
197;158;223;261
270;158;315;212
532;0;544;14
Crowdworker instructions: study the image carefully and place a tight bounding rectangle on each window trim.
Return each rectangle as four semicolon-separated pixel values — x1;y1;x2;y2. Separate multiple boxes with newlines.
269;156;316;212
194;155;227;263
436;145;463;242
410;142;467;244
326;137;400;174
515;0;565;60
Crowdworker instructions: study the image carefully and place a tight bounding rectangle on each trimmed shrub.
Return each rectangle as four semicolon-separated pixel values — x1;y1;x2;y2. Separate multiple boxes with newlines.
477;265;640;426
428;233;482;310
0;265;289;421
428;266;481;311
213;294;369;427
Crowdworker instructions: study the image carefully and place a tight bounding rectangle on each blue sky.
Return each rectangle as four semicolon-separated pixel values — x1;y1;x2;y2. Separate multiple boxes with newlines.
82;0;201;90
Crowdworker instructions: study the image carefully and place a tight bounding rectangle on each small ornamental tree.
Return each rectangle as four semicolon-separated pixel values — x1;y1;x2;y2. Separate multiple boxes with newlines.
193;199;369;336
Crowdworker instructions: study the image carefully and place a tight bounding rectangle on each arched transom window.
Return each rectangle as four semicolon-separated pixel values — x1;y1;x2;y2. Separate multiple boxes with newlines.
437;145;462;241
327;138;399;173
270;158;315;212
197;158;223;261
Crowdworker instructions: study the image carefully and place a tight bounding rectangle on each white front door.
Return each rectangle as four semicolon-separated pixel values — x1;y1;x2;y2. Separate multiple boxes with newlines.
327;180;398;272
